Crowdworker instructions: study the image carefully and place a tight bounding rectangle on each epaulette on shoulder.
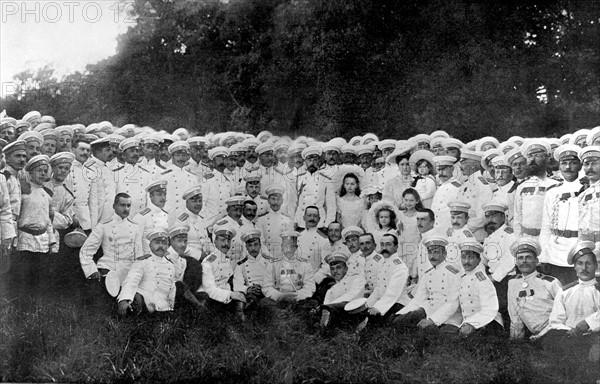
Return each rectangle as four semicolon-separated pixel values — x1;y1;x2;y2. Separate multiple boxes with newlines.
161;169;173;175
216;219;228;225
139;207;151;216
446;264;459;274
504;226;514;234
178;213;189;221
546;183;562;192
237;257;248;265
42;186;54;197
446;228;453;236
550;175;563;182
373;254;382;262
101;218;112;224
475;271;487;281
260;195;267;200
138;166;150;173
206;254;217;263
318;171;332;180
424;267;434;274
537;273;556;283
156;163;166;170
562;280;579;290
507;180;520;193
478;176;488;185
203;172;215;181
393;258;402;265
112;166;124;172
451;181;462;187
463;230;473;237
317;230;328;238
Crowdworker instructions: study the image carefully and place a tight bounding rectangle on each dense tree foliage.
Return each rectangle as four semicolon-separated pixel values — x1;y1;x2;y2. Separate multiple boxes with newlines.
2;0;599;140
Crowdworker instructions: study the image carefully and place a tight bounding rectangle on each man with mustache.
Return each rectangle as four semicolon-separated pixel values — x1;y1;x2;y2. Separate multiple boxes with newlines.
293;146;336;230
536;242;600;362
430;156;461;232
359;233;383;297
133;180;169;255
513;140;559;239
539;145;584;285
457;242;503;338
444;200;475;269
481;200;518;327
507;238;561;340
196;223;247;318
577;146;600;263
490;155;516;226
2;140;28;236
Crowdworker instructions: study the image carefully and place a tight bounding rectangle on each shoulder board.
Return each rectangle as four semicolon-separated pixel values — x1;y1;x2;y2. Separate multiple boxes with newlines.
504;226;514;234
206;254;217;263
546;183;562;192
424;267;434;274
237;257;248;265
178;213;189;221
475;271;487;281
161;169;173;175
317;230;328;238
446;228;453;236
393;259;402;265
127;217;138;225
318;172;332;180
550;175;563;182
63;185;75;198
463;230;473;237
446;265;459;274
203;172;215;180
42;186;54;197
260;196;267;200
562;280;578;290
297;171;307;177
477;176;488;185
101;218;112;224
112;166;124;172
507;180;521;193
138;166;150;173
373;255;382;262
139;207;151;216
156;163;166;170
451;181;462;187
537;273;556;283
216;219;228;225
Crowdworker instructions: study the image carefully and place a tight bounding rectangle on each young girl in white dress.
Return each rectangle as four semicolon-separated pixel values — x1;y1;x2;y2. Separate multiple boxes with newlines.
397;188;423;283
409;150;437;209
336;173;366;228
364;200;400;252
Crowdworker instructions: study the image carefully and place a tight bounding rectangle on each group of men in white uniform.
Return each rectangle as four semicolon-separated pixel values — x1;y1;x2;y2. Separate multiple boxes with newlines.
0;110;598;358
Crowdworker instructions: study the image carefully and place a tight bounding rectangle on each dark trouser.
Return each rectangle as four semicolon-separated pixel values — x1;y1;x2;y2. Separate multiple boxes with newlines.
194;291;245;314
492;278;510;333
83;268;116;310
314;277;336;304
365;303;404;326
321;302;363;327
539;329;600;357
8;251;52;299
540;263;577;286
392;307;428;328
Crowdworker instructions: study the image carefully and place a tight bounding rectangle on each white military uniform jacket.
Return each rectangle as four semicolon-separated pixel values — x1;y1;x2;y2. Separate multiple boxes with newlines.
539;180;581;266
79;214;143;282
0;174;15;241
513;176;559;238
293;169;337;228
482;224;517;282
297;227;330;284
175;209;211;258
507;272;561;339
578;180;600;253
232;251;270;293
457;171;494;242
445;226;475;268
397;260;462;326
366;252;409;315
492;180;516;226
198;248;235;303
323;273;365;306
160;165;197;218
543;278;600;333
66;159;98;231
262;254;316;301
363;251;384;296
431;179;461;232
118;252;186;312
200;171;235;230
459;264;502;329
255;209;293;260
16;184;55;253
86;156;116;226
133;204;169;255
112;162;153;217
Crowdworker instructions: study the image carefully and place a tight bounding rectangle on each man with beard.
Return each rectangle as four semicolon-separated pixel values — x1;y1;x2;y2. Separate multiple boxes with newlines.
490;155;516;226
536;242;600;362
481;200;518;327
393;236;462;332
577;146;600;264
255;185;292;261
357;233;409;331
197;222;247;319
513;140;559;239
242;137;261;172
293;146;336;230
360;233;383;297
185;136;212;180
539;145;584;285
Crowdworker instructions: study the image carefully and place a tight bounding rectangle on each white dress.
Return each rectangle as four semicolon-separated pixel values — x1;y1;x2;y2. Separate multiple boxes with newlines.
336;195;365;228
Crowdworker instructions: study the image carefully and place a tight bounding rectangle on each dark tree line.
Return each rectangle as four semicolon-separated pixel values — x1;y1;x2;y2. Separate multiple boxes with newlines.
2;0;599;140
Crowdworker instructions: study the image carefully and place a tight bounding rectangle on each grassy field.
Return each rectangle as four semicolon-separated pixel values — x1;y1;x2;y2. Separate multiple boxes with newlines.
1;275;599;384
